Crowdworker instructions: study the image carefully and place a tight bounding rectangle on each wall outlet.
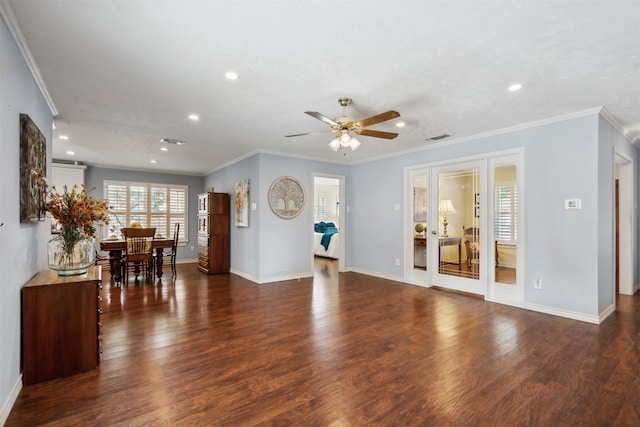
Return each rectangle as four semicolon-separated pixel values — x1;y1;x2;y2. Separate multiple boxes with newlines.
395;258;400;266
190;245;195;252
534;275;542;289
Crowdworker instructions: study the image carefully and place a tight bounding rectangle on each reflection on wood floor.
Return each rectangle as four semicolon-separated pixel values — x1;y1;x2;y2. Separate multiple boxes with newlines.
7;261;640;426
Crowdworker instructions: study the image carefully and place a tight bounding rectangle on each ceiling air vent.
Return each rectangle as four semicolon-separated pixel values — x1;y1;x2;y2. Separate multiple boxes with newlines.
160;138;186;145
427;134;450;141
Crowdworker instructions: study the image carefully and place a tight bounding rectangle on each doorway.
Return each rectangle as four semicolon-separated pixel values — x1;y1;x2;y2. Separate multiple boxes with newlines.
312;174;345;273
614;153;633;295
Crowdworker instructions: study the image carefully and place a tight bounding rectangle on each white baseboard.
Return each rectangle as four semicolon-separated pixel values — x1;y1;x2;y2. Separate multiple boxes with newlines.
229;268;260;283
347;267;404;284
176;259;197;264
0;374;22;425
229;268;313;284
599;303;616;323
525;302;601;324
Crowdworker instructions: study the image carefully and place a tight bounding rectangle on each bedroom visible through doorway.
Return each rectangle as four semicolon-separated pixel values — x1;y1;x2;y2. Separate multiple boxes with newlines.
312;175;345;273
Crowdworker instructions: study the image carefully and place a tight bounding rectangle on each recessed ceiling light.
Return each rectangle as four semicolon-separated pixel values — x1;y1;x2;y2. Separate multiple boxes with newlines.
66;150;75;155
396;121;405;128
225;71;239;80
508;83;522;92
150;160;157;164
188;114;199;121
160;147;169;152
59;135;69;140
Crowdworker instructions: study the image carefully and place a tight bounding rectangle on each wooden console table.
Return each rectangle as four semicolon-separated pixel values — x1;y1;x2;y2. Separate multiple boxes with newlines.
22;266;102;385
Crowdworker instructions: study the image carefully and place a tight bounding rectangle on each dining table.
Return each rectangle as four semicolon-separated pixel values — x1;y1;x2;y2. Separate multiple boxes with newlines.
100;238;174;283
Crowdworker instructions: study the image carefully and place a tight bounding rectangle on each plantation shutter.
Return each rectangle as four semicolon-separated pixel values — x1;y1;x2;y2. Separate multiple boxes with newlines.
494;182;517;243
314;193;327;219
104;180;188;244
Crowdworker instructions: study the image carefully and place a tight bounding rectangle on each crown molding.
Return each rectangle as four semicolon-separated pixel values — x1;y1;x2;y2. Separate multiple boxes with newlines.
598;106;638;146
0;0;57;116
204;148;347;176
350;107;620;166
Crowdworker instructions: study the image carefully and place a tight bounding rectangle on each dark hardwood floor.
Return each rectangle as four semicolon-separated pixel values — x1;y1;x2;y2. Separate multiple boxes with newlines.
7;259;640;426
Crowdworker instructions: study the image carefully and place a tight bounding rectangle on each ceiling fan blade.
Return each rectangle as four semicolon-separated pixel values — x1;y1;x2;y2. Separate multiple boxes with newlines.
356;110;400;128
355;129;399;139
285;129;337;138
305;111;339;127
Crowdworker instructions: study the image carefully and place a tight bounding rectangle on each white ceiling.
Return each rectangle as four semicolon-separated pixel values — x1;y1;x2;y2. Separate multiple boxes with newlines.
6;1;640;176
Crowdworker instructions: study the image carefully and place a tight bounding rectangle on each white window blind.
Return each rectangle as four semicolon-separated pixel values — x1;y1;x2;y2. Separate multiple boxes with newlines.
104;180;188;244
495;181;517;243
314;193;327;219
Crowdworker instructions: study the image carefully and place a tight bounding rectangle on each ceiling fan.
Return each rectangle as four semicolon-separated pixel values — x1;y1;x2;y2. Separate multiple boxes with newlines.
285;97;401;151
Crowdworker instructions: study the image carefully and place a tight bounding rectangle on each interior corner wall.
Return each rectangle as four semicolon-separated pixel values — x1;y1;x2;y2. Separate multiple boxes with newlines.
204;154;261;281
84;166;204;262
349;114;602;318
0;17;53;422
205;153;350;283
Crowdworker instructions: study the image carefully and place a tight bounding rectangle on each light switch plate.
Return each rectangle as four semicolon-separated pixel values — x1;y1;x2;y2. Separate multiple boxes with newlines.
565;199;582;210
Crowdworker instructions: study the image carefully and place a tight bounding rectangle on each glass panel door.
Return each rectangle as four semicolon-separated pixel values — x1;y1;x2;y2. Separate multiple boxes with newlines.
487;153;523;306
430;162;484;295
494;164;517;285
412;173;428;271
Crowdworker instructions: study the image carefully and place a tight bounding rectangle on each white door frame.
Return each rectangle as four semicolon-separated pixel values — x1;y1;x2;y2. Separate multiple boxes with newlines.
614;152;634;295
312;173;346;273
404;167;429;287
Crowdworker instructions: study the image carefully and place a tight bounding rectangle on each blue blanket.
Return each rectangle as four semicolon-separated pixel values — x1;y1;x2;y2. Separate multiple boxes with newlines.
320;230;338;250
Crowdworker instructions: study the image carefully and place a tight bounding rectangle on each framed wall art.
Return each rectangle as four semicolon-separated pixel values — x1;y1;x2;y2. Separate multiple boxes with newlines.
235;178;249;227
20;113;46;223
268;176;305;219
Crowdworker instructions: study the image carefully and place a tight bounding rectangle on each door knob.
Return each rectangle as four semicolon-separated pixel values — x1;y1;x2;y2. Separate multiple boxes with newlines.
431;231;437;235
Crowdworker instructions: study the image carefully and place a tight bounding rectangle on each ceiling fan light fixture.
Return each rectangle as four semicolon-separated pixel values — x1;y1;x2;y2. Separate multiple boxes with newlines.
328;138;341;151
349;136;361;150
339;132;351;144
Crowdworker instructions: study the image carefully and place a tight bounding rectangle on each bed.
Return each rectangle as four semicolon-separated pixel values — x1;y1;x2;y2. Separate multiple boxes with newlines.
314;221;339;259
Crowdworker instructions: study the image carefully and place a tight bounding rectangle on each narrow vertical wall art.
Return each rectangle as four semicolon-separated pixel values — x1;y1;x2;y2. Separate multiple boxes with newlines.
235;179;249;227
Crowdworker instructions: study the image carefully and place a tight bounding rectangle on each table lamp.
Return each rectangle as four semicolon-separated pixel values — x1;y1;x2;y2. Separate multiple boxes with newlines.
438;199;456;237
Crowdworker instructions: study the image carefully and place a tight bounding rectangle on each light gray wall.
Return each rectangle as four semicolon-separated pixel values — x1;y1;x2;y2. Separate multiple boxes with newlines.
205;153;350;281
204;154;260;279
85;166;204;261
350;114;612;317
0;17;53;421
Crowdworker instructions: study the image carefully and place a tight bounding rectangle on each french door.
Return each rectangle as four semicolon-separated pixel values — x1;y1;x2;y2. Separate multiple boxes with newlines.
429;160;485;295
405;150;523;306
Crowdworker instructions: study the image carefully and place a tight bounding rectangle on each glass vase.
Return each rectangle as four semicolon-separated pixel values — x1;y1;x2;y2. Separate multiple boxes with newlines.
47;232;95;276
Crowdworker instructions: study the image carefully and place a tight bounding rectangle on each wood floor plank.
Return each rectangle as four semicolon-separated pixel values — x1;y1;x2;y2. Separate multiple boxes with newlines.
7;259;640;426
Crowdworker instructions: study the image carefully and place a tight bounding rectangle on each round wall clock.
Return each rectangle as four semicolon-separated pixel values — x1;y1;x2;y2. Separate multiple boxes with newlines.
268;176;305;219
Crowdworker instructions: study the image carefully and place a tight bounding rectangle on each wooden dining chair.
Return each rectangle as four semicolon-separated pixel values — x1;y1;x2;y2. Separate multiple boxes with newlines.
158;223;179;276
121;227;156;285
462;226;480;269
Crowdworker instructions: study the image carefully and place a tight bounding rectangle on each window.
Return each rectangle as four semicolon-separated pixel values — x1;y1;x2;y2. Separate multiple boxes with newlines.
494;181;517;243
104;180;188;244
314;193;327;219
